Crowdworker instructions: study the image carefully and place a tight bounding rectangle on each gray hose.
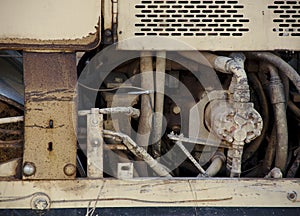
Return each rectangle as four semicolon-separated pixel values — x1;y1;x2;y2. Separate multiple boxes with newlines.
247;52;300;93
267;64;288;173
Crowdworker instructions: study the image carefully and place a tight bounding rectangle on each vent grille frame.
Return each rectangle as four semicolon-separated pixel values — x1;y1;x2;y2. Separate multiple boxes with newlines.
117;0;300;51
134;0;250;37
268;0;300;37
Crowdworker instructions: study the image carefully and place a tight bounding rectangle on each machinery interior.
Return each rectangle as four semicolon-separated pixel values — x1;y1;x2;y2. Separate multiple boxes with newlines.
0;0;300;212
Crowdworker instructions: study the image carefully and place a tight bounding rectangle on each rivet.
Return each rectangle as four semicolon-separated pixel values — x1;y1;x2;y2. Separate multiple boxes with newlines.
23;162;36;176
64;164;76;176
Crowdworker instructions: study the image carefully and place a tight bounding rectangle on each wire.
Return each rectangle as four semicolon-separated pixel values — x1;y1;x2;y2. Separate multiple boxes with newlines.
78;82;147;92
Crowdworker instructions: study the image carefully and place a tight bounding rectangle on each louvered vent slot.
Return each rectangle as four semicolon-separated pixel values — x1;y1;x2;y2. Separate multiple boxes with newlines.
269;0;300;37
134;0;250;37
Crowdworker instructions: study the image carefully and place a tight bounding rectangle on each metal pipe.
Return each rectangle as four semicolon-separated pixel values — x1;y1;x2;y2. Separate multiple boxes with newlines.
267;64;288;173
78;107;140;118
103;130;172;177
247;52;300;93
136;52;154;176
152;51;166;159
0;116;23;125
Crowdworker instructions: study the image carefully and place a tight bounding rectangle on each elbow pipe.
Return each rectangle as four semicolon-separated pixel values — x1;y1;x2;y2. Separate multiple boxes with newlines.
205;151;226;177
178;51;250;103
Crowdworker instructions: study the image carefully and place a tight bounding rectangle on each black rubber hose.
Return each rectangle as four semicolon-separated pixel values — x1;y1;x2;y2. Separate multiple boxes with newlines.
247;52;300;93
242;73;269;162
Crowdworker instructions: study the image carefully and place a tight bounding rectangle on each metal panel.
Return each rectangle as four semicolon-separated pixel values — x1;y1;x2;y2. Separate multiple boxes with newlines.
22;52;77;179
0;0;101;50
0;179;299;208
117;0;300;51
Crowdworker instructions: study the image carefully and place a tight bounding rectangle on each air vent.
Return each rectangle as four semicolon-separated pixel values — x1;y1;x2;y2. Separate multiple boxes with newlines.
134;0;250;37
268;0;300;37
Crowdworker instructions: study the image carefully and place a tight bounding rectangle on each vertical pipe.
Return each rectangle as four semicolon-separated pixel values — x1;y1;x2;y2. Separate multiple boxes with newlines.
136;52;154;176
152;51;166;159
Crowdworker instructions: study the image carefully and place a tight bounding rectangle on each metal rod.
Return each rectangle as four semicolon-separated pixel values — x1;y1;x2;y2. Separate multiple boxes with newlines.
78;107;140;118
103;130;172;177
175;140;206;175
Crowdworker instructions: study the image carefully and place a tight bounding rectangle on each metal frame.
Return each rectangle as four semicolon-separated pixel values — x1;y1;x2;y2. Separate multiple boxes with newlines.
0;178;299;209
117;0;300;51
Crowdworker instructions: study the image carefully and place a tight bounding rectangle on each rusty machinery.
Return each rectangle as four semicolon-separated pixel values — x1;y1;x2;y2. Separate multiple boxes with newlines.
0;0;300;213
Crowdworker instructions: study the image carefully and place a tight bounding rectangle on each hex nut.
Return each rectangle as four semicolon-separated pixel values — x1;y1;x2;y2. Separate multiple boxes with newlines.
64;163;76;176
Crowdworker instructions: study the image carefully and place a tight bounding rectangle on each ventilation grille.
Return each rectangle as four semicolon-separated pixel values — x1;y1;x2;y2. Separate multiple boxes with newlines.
268;0;300;37
134;0;250;37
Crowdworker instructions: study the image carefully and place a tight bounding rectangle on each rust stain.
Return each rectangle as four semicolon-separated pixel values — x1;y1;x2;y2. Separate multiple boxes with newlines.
0;19;101;51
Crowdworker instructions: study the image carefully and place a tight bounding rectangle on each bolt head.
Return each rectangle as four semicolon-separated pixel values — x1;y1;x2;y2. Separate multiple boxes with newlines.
287;191;297;202
31;193;50;210
64;164;76;176
172;106;181;115
23;162;36;176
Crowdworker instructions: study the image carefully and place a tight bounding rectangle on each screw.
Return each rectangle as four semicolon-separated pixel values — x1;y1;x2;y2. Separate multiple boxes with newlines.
23;162;36;176
64;164;76;176
287;191;297;202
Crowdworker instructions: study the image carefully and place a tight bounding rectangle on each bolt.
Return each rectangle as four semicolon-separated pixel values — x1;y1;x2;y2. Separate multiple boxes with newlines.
172;106;181;115
104;29;112;37
23;162;36;176
31;193;50;210
92;119;99;125
34;198;48;210
287;191;297;202
64;164;76;176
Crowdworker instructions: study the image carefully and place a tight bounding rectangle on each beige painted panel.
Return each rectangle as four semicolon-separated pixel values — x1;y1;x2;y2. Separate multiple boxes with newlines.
0;0;101;48
0;178;299;208
117;0;300;51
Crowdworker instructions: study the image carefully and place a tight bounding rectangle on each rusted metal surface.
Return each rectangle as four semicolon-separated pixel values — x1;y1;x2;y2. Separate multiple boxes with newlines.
0;0;101;51
22;52;77;179
0;158;21;178
0;178;300;208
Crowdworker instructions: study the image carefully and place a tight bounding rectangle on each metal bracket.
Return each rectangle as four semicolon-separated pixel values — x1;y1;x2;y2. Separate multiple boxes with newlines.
87;108;103;178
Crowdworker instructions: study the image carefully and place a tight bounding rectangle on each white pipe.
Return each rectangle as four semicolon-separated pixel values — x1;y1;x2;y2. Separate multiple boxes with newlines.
0;116;24;125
